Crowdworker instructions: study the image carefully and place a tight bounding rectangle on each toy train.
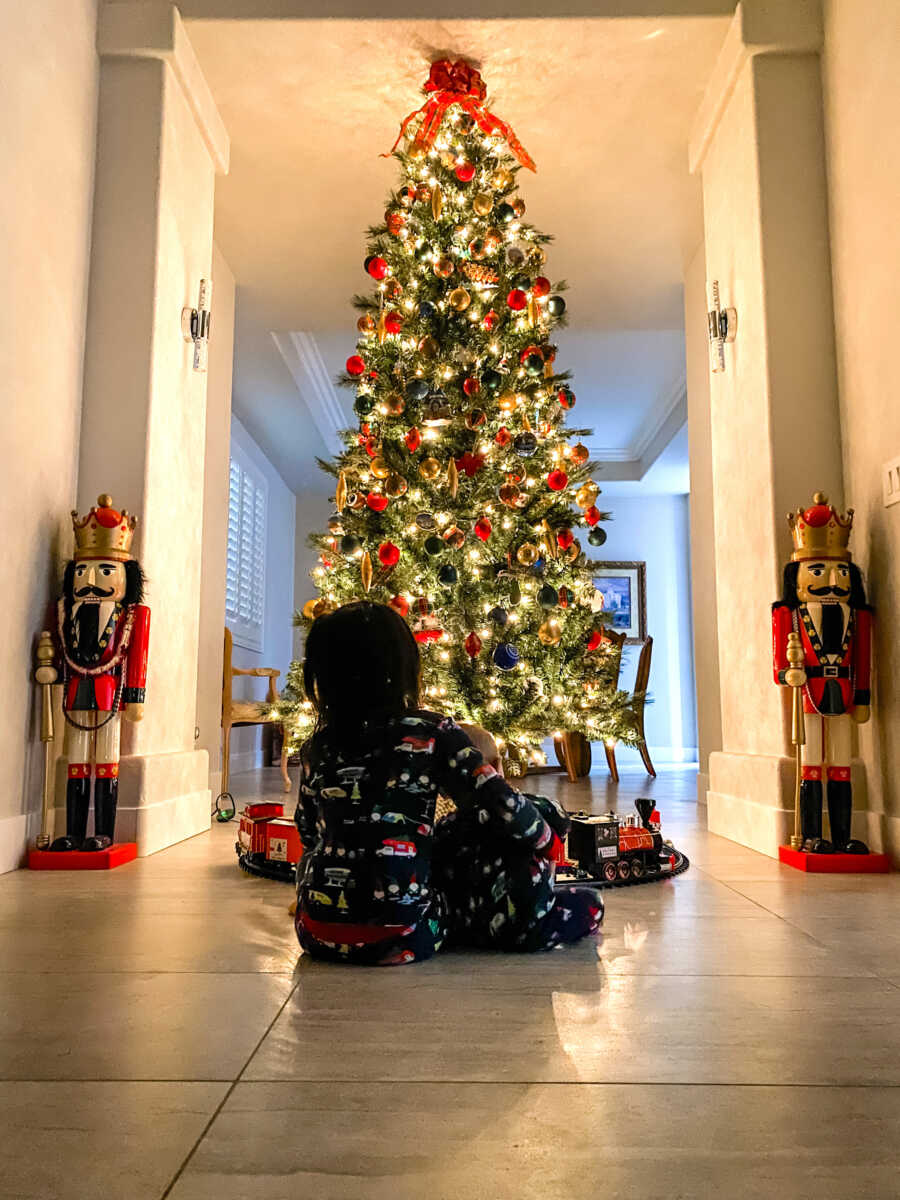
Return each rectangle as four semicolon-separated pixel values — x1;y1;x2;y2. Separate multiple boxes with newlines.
236;801;303;881
235;796;688;888
556;798;689;887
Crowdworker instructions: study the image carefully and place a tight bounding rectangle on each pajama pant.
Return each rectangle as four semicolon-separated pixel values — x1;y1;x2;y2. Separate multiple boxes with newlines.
296;805;603;966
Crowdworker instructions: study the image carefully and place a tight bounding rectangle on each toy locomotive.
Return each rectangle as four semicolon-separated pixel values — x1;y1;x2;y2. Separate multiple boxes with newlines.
556;798;688;887
236;801;303;881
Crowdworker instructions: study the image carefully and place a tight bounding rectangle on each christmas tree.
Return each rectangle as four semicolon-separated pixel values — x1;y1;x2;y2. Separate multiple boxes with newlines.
282;59;638;774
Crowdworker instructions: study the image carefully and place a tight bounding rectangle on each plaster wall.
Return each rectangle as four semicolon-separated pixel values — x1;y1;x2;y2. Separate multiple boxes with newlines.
597;493;697;764
228;417;297;773
293;485;334;661
822;0;900;857
683;239;722;800
0;0;99;872
195;242;236;797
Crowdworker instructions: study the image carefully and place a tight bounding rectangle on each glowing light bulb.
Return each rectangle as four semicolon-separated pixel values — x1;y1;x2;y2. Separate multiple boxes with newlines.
552;695;563;706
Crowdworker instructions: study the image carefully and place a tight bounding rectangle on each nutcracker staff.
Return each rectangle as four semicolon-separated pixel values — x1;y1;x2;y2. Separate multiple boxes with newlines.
50;495;150;852
772;493;872;854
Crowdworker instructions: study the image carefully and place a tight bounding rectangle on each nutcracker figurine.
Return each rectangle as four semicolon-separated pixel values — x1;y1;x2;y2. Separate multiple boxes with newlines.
772;493;872;854
50;495;150;852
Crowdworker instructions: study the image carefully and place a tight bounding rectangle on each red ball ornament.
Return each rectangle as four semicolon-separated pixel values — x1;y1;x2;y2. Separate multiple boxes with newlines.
385;210;405;235
474;517;492;542
398;185;417;208
557;387;576;409
587;631;604;653
378;542;400;567
507;289;528;311
346;355;366;376
547;469;569;491
366;492;389;512
584;505;601;527
384;311;404;335
483;310;498;330
464;631;483;658
365;256;389;280
455;161;476;183
556;528;575;550
463;376;481;397
558;587;573;608
519;344;544;365
495;426;512;446
389;594;410;617
405;427;421;452
533;276;551;297
455;452;486;477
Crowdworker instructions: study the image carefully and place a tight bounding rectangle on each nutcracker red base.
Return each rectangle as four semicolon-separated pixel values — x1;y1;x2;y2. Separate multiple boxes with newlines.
778;845;891;873
28;843;138;871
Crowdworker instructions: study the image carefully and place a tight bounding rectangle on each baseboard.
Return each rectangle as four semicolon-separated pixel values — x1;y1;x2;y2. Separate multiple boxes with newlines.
0;812;29;875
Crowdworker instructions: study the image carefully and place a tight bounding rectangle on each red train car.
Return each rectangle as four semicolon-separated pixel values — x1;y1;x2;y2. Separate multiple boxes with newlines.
236;801;303;881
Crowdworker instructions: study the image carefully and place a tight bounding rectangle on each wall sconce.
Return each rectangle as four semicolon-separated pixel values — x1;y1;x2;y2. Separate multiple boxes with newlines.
182;279;212;371
707;280;737;373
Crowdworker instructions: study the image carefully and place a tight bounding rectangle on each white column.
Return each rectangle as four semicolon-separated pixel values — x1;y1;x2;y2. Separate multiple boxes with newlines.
689;3;875;855
77;3;229;853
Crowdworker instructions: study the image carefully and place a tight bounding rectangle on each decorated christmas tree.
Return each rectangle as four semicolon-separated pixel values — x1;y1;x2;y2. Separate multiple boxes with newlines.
282;59;638;774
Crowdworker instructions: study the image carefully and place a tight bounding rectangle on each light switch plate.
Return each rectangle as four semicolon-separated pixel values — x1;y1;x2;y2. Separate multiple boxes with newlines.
884;455;900;508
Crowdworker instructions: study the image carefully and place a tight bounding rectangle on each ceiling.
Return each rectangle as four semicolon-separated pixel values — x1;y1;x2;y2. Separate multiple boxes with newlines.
186;13;731;494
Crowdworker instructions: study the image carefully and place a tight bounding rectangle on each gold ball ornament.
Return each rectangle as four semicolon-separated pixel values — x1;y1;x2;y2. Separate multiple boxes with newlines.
498;392;519;414
575;482;599;509
449;287;471;311
357;314;376;334
564;537;582;563
418;456;441;481
347;491;366;510
408;143;427;161
499;479;523;508
385;471;408;498
473;192;493;216
370;456;390;480
538;617;563;646
385;392;406;416
484;226;503;251
443;525;466;550
570;443;590;467
301;598;319;620
418;335;440;359
434;257;455;279
516;541;539;566
312;597;335;619
491;167;513;191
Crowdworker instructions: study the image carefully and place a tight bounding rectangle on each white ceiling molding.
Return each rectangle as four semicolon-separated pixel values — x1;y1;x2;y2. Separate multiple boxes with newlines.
586;371;687;481
271;331;345;453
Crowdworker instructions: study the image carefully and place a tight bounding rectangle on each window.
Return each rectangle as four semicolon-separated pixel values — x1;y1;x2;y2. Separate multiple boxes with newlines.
225;447;268;652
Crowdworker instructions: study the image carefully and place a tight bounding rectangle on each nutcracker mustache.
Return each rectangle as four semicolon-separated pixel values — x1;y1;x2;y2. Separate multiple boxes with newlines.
75;585;116;598
807;584;850;597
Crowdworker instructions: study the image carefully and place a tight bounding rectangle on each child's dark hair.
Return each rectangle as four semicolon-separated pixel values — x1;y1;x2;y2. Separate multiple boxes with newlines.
303;601;420;744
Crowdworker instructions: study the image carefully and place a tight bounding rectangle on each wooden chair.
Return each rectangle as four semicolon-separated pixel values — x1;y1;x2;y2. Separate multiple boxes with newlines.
220;627;291;802
604;635;657;781
553;628;627;783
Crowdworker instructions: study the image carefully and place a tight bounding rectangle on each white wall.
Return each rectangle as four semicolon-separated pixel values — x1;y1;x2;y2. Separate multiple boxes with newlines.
228;416;297;772
823;0;900;857
0;0;99;872
196;243;236;797
293;485;334;660
596;491;698;764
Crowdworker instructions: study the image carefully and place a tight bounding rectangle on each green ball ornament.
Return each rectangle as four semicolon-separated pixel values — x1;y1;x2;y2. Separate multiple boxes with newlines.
547;295;567;317
354;395;375;417
438;564;458;586
524;353;544;376
588;526;608;547
538;584;558;609
340;534;361;556
424;535;444;556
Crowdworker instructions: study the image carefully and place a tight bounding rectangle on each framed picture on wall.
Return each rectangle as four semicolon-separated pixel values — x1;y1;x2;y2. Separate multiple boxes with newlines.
593;562;647;644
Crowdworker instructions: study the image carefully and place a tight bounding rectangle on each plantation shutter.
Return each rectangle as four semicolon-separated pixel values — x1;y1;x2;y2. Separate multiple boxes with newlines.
225;448;268;652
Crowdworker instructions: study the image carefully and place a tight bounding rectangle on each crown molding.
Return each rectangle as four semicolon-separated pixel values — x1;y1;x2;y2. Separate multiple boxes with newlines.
586;370;686;480
98;3;230;174
272;331;345;452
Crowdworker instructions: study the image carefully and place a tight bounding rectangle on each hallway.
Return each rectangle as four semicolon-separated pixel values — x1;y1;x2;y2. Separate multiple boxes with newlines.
1;765;898;1199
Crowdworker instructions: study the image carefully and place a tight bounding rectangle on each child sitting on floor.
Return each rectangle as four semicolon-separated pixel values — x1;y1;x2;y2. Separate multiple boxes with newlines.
293;601;603;966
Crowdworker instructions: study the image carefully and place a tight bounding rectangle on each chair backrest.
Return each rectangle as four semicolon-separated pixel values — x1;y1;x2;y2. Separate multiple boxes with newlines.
602;627;627;687
633;636;653;713
222;626;234;715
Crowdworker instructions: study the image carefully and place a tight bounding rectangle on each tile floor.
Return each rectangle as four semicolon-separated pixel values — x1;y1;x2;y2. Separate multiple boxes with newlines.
2;764;899;1199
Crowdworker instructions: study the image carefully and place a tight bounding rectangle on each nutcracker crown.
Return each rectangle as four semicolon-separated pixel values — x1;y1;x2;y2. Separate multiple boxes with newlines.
788;492;853;562
71;494;137;562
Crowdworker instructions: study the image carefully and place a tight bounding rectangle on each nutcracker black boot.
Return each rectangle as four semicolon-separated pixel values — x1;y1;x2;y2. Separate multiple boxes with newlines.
800;777;833;853
50;767;91;851
83;770;118;852
827;774;868;854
